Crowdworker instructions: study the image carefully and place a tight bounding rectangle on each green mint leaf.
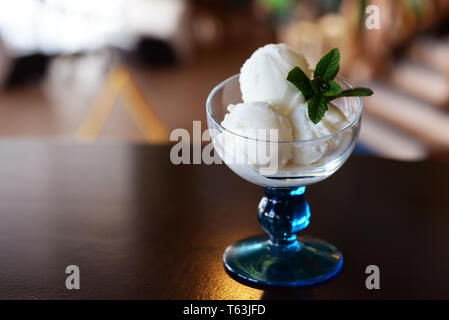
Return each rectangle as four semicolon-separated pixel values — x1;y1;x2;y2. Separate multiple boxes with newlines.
331;87;373;100
310;78;321;94
286;67;314;100
323;80;343;97
314;48;340;81
307;94;327;124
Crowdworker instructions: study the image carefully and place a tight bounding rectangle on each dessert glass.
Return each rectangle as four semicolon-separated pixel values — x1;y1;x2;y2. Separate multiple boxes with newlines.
206;74;362;287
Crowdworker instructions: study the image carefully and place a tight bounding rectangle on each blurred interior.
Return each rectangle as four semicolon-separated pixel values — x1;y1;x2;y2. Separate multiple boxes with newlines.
1;0;449;161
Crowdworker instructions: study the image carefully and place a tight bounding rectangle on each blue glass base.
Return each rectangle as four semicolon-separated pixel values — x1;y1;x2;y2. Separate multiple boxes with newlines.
223;235;343;287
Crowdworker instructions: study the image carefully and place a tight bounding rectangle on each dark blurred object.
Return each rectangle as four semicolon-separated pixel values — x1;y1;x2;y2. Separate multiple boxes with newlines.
6;54;50;88
430;150;449;161
193;0;252;11
133;38;178;66
0;39;11;88
192;0;272;48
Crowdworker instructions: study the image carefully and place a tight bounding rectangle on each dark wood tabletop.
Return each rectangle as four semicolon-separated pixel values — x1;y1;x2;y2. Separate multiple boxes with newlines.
0;141;448;300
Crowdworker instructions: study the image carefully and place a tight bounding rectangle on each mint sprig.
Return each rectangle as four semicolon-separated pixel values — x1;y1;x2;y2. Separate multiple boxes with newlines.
287;48;373;124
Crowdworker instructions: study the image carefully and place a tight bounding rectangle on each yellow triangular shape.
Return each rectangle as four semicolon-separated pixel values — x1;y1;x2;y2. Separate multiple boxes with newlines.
76;67;169;144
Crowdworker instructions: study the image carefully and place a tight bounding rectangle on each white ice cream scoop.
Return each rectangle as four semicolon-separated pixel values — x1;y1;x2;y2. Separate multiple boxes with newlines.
239;43;311;115
219;102;294;170
289;102;349;164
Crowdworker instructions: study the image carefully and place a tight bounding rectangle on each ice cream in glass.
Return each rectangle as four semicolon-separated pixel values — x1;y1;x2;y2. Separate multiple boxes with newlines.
206;43;369;286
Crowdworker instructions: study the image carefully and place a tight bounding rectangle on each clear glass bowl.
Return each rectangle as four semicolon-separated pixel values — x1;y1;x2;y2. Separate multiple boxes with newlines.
207;74;361;187
206;74;362;287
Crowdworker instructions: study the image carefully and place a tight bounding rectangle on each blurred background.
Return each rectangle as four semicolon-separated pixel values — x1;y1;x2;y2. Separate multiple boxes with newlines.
0;0;449;161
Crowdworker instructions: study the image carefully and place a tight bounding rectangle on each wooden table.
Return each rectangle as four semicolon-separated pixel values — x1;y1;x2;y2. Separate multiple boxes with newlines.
0;141;448;299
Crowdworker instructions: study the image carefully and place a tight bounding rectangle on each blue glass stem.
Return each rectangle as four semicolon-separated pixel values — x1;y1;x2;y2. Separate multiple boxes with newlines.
258;186;310;247
223;185;343;286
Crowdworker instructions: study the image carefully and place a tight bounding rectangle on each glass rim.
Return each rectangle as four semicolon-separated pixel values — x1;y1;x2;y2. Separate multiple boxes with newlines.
206;73;363;144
